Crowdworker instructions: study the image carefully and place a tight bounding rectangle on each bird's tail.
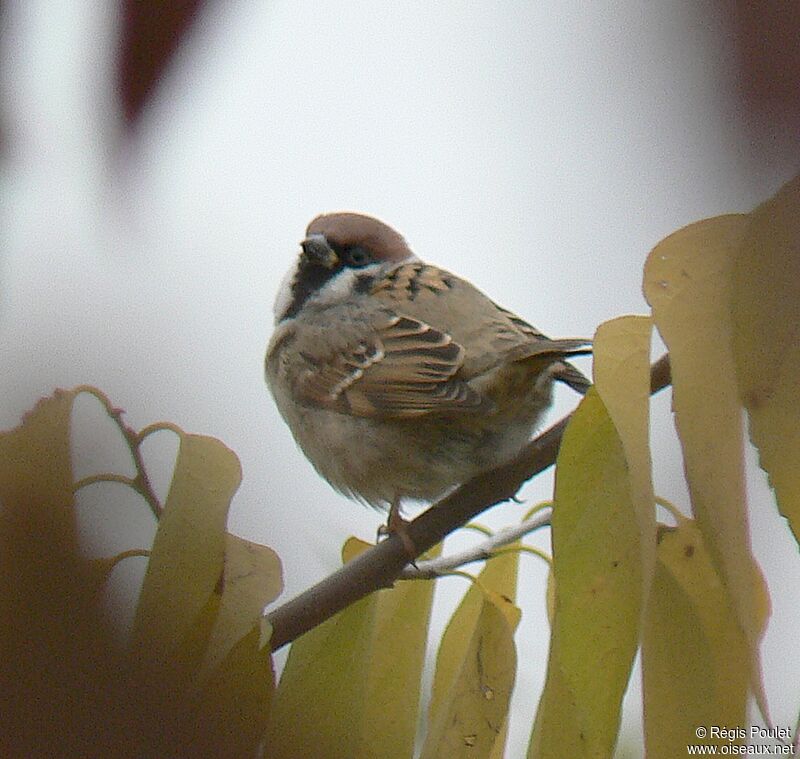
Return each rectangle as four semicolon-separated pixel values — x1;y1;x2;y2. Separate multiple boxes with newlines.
511;338;593;395
552;360;592;395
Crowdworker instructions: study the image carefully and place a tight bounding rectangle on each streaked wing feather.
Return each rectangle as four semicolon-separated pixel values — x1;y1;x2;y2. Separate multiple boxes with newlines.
297;314;483;418
492;303;549;340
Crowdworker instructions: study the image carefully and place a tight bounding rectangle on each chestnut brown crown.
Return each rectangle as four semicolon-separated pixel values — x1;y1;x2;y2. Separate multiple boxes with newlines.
306;212;413;263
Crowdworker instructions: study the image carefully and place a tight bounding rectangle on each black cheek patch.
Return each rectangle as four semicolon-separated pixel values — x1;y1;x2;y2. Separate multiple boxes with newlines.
354;274;375;294
282;259;342;320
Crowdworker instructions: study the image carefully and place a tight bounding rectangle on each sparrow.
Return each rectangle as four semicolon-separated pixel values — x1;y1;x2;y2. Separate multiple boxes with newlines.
265;212;590;547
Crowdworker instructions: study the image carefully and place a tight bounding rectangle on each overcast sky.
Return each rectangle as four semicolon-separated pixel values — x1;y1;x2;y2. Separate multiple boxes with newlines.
2;2;798;754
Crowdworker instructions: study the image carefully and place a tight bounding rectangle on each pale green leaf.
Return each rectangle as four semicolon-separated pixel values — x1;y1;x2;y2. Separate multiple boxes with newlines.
423;546;521;759
189;623;275;759
544;566;555;627
0;387;108;643
642;520;755;757
200;534;283;678
529;389;642;759
129;433;242;669
731;174;800;545
427;545;520;725
592;315;656;601
0;388;80;552
420;592;518;759
643;215;769;710
265;538;437;759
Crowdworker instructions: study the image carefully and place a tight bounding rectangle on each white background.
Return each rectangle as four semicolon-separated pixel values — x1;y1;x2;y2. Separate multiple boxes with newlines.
2;2;798;755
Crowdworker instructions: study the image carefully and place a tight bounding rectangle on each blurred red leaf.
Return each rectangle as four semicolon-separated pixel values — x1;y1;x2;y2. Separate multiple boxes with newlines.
728;0;800;118
118;0;208;128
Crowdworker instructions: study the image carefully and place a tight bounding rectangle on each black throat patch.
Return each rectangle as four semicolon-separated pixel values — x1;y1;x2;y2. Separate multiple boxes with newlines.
281;257;343;321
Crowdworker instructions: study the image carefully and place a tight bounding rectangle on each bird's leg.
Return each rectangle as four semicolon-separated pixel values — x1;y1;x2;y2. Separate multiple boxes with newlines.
377;496;417;562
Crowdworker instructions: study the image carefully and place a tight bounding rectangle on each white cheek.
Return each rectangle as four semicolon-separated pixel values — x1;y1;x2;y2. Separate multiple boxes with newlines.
317;264;380;303
274;255;420;323
273;259;301;325
313;255;420;307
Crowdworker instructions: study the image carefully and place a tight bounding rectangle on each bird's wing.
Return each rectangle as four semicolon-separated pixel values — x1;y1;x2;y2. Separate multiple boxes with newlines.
294;312;485;418
371;262;590;363
491;303;592;392
286;261;592;417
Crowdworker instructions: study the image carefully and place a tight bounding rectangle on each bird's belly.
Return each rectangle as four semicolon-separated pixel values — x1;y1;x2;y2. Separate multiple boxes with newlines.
281;400;546;510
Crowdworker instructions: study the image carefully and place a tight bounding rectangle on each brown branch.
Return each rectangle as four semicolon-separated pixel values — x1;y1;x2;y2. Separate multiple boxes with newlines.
265;354;672;651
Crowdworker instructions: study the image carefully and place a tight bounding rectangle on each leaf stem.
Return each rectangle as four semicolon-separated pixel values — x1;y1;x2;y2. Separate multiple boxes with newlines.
73;473;137;492
75;386;165;519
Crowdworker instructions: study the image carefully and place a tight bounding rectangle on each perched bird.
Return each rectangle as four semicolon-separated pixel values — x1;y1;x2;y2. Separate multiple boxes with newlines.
266;212;590;547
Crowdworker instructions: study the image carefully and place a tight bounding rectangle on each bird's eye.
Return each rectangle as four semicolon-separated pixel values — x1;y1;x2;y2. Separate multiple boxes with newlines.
344;246;372;267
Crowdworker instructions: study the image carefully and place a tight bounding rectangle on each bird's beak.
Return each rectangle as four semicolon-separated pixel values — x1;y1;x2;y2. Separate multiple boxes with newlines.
300;234;339;269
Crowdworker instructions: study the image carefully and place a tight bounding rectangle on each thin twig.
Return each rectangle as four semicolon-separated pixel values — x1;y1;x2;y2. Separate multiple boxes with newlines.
73;473;137;492
399;508;552;580
105;548;151;568
264;353;671;651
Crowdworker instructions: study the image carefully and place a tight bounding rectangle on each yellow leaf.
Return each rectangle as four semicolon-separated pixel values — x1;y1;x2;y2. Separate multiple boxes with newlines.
349;541;437;759
0;389;103;754
265;539;438;759
0;389;185;755
529;654;586;759
0;388;80;553
731;174;800;545
0;387;118;672
488;721;511;759
642;520;760;757
544;566;555;627
342;534;373;562
129;433;242;671
200;534;283;678
420;592;518;759
423;547;521;759
0;388;270;756
530;390;642;759
171;587;225;688
189;623;275;759
128;589;227;755
427;546;520;723
643;216;770;710
592;315;656;602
